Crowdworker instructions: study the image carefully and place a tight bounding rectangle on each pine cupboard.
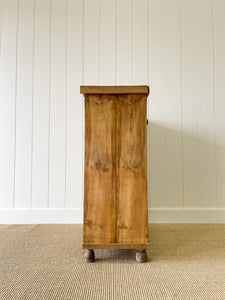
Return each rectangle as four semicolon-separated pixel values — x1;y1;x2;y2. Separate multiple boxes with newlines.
80;86;149;263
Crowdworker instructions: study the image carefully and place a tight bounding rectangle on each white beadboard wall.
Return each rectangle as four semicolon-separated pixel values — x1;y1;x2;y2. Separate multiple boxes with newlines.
0;0;225;224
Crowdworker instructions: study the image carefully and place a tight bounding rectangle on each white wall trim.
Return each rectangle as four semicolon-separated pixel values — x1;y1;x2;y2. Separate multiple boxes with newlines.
0;209;83;224
149;209;225;223
0;209;225;224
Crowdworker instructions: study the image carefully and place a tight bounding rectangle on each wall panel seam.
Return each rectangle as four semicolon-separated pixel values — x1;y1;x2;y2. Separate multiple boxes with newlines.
81;0;84;208
163;0;167;208
196;0;201;210
147;0;150;209
47;0;52;210
179;0;184;210
30;0;36;209
115;0;117;85
98;0;100;84
13;0;20;210
65;0;68;209
0;0;3;55
131;0;133;85
211;0;218;209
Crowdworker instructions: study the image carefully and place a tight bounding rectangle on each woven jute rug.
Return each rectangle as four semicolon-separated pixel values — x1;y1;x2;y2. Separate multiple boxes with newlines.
0;224;225;299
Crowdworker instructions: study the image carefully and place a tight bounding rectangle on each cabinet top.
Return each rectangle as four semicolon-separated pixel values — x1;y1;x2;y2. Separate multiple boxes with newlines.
80;85;149;95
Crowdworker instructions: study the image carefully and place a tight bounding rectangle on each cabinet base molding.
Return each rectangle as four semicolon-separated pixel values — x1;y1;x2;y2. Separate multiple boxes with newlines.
82;243;149;250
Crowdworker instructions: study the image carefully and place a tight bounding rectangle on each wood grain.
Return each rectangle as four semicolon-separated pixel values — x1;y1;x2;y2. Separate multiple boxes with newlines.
116;94;149;244
83;94;116;244
80;86;149;95
83;243;149;250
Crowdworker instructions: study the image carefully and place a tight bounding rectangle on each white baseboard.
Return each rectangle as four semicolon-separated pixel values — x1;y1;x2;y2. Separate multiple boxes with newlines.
0;209;225;224
0;209;83;224
149;209;225;223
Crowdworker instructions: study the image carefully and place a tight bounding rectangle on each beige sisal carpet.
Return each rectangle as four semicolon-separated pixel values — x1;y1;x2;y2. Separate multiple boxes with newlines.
0;224;225;299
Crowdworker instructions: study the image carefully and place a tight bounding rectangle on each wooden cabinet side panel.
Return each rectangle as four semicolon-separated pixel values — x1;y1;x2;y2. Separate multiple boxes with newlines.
116;94;148;244
84;94;116;244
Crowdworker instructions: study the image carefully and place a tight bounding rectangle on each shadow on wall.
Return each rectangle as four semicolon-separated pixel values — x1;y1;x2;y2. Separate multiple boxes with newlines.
147;121;222;210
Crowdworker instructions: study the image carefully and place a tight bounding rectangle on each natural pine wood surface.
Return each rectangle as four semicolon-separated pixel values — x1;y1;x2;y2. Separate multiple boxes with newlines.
82;243;149;250
80;85;149;95
83;94;116;244
116;94;148;244
82;87;149;254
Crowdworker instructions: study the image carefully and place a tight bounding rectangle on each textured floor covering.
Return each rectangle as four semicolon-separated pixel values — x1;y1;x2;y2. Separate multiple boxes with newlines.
0;224;225;299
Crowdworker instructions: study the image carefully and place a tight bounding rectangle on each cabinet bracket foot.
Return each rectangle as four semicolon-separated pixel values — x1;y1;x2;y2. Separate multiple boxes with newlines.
85;249;95;263
136;249;147;263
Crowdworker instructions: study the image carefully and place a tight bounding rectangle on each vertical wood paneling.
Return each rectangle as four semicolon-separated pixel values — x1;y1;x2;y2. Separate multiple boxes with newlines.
116;0;132;84
181;0;200;209
1;0;225;220
165;0;183;208
213;0;225;208
83;0;100;212
132;0;148;84
66;0;83;208
32;0;50;209
149;0;166;208
14;0;34;209
132;0;149;207
0;0;18;209
99;0;115;85
197;0;217;208
49;0;67;209
83;0;99;85
0;0;2;54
